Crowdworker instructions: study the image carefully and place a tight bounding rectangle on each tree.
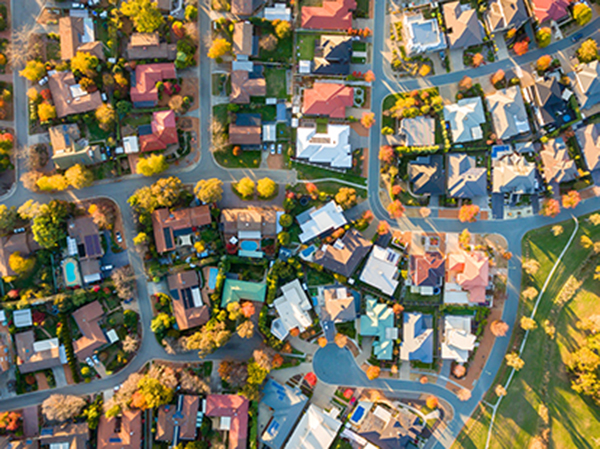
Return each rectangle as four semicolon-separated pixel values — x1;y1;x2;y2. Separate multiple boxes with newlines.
305;182;318;195
392;303;404;316
562;190;581;209
541;198;560;217
194;178;223;204
32;200;69;249
523;259;540;276
491;69;505;86
581;235;593;249
577;39;598;63
240;301;255;319
121;0;164;32
377;220;390;235
458;229;471;249
514;39;529;56
65;164;93;189
520;317;538;331
208;38;231;59
522;286;538;301
71;51;99;78
19;60;46;81
112;266;135;300
137;154;169;176
419;207;431;218
458;204;479;223
0;205;17;234
543;320;556;339
426;396;439;409
453;364;466;378
257;177;277;199
379;145;395;164
0;412;21;432
36;174;68;192
536;55;552;73
457;389;472;401
458;76;473;91
128;177;183;214
218;360;248;388
235;177;255;198
116;100;133;116
360;112;375;129
495;384;507;397
278;231;290;246
536;27;551;48
366;365;380;380
334;333;347;348
151;313;174;334
8;252;35;275
552;225;564;236
490;320;509;337
335;187;357;210
37;103;56;122
363;70;376;82
274;20;291;38
137;376;174;409
168;95;186;114
387;200;404;219
42;394;86;422
505;352;525;371
573;2;592;26
122;335;138;353
318;337;327;347
259;34;278;51
471;53;484;67
279;214;292;228
95;104;117;131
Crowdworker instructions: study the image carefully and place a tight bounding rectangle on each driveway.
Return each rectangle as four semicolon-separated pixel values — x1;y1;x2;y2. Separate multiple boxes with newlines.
100;231;130;273
448;49;465;72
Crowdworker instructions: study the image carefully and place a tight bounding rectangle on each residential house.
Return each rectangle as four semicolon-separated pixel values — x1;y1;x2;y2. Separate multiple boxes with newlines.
157;395;200;445
443;1;484;49
447;154;487;198
359;297;397;360
127;33;177;60
297;200;347;243
38;423;89;449
13;309;32;328
15;331;64;373
296;124;352;168
156;0;173;12
441;315;476;363
301;0;356;30
0;232;40;278
284;404;342;449
484;0;528;32
540;137;578;185
67;216;104;262
312;229;372;277
485;86;531;140
407;232;445;295
233;21;255;58
399;116;435;146
530;0;569;23
97;410;142;449
167;271;209;330
312;35;352;76
221;279;267;307
49;124;102;169
230;70;266;104
73;301;108;361
130;63;176;108
205;394;249;449
444;97;486;143
571;60;600;112
576;123;600;173
58;16;100;61
260;378;309;449
139;110;178;152
402;13;446;55
229;113;262;146
151;205;212;254
446;249;490;304
400;312;433;363
231;0;264;16
408;154;445;196
302;83;353;118
359;246;401;296
320;285;357;323
264;4;291;21
221;208;279;245
48;71;103;118
271;280;313;340
22;406;38;439
492;152;538;194
528;77;571;128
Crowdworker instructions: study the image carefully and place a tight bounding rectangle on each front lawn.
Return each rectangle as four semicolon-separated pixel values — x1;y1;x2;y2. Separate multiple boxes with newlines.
213;147;260;168
264;68;287;98
238;103;277;122
297;33;319;60
292;161;367;186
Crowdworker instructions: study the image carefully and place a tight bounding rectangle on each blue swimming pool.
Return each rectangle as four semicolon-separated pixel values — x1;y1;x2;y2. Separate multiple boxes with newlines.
208;267;218;290
240;240;258;251
351;405;365;423
65;260;78;285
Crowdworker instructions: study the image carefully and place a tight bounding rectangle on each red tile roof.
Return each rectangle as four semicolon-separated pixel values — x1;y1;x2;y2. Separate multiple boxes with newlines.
301;0;357;30
139;110;179;152
151;206;212;254
229;124;262;145
447;250;489;303
97;409;142;449
303;83;354;118
130;63;176;105
410;252;445;286
205;394;249;449
531;0;569;23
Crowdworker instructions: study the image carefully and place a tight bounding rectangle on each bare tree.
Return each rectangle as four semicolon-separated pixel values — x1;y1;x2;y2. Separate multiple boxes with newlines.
7;23;42;68
237;320;254;339
42;395;86;422
180;370;211;394
111;266;136;300
122;335;138;353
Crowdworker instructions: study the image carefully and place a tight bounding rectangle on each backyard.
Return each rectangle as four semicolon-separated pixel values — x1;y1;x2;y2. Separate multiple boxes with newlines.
264;68;287;98
297;33;319;60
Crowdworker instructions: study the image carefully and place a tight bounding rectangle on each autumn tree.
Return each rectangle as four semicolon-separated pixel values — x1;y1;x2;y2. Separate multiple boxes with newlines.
0;412;21;432
523;259;540;276
360;112;375;129
536;55;552;73
334;333;347;348
543;320;556;339
71;51;99;78
235;177;255;198
458;76;472;91
457;389;472;401
377;220;390;235
552;225;563;236
37;103;56;122
392;303;404;316
137;376;174;409
95;104;117;131
520;317;538;331
9;251;35;275
137;154;169;176
121;0;164;33
218;361;248;389
65;164;93;189
42;395;86;422
318;337;327;348
0;205;17;234
491;69;505;86
514;40;529;56
562;190;581;209
366;365;380;380
490;320;509;337
379;145;395;164
257;177;277;199
426;396;439;409
112;266;136;300
581;235;593;249
577;39;598;63
237;320;255;339
471;53;484;67
335;187;357;210
259;34;278;51
273;20;291;39
37;174;68;191
208;38;231;59
453;364;466;378
19;60;46;82
505;352;525;371
573;2;592;26
541;198;560;217
88;203;115;230
387;200;404;219
458;204;479;223
363;70;375;82
122;335;138;353
419;207;431;218
241;301;255;318
194;178;223;204
536;27;551;48
522;286;538;301
495;384;507;397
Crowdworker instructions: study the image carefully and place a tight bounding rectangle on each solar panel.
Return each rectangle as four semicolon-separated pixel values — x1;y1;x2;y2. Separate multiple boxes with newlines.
92;234;101;255
163;228;174;250
84;235;102;257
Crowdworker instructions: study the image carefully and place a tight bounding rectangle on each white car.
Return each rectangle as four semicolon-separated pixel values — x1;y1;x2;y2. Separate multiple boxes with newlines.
277;143;283;154
92;354;101;365
270;144;276;155
85;357;94;368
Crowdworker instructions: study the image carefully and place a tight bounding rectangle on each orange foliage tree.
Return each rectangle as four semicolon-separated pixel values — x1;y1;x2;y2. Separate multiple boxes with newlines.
392;303;404;316
471;53;484;67
490;320;509;337
272;353;284;368
366;365;381;380
379;145;395;164
426;396;439;409
536;55;552;73
491;69;505;86
363;70;375;82
241;301;255;318
514;39;529;56
362;210;374;222
377;220;390;235
387;200;405;219
318;337;327;348
305;182;318;195
458;204;480;223
541;198;560;217
334;333;347;348
562;190;581;209
360;112;375;129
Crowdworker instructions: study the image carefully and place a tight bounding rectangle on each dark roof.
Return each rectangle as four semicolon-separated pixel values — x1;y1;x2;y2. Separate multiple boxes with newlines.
447;154;487;198
312;36;351;76
408;155;445;196
313;229;372;277
533;78;570;127
409;252;445;287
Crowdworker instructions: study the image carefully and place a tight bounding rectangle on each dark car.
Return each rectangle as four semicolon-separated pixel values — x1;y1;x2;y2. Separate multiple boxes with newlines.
572;33;583;43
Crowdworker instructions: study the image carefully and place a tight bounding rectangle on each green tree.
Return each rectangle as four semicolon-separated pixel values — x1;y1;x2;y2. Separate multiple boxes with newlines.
82;398;103;430
257;177;276;199
19;60;46;82
121;0;164;33
136;154;169;177
65;164;93;189
32;200;69;249
0;205;17;233
137;376;174;409
151;313;174;334
278;231;290;246
334;187;357;210
274;20;291;39
116;100;133;116
95;104;117;131
8;252;35;275
194;178;223;204
279;214;292;228
70;51;99;78
573;3;592;26
184;4;198;21
536;27;551;48
578;39;598;63
235;177;255;199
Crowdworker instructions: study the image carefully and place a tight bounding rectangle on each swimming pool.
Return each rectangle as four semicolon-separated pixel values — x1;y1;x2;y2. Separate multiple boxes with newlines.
350;405;365;424
240;240;259;251
208;267;218;290
63;258;81;287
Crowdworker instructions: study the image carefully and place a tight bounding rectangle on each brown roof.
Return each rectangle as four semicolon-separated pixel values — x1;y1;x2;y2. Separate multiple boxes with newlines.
229;124;262;145
48;71;103;118
127;33;177;60
49;124;81;153
323;286;356;323
15;331;62;373
313;229;372;277
157;396;200;442
97;409;142;449
130;63;177;105
0;232;40;278
68;216;104;260
231;0;262;15
78;41;105;60
221;208;278;238
22;406;39;438
59;17;92;60
230;70;266;104
205;395;249;449
156;0;171;10
151;206;212;254
38;423;88;449
233;22;254;57
72;301;107;360
167;271;209;330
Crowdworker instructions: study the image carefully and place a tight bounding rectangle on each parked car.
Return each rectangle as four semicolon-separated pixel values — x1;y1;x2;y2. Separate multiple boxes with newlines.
85;357;94;368
13;228;25;234
92;354;101;365
115;232;122;243
72;3;85;9
38;76;48;86
572;32;583;43
277;143;283;154
101;264;114;271
270;144;276;155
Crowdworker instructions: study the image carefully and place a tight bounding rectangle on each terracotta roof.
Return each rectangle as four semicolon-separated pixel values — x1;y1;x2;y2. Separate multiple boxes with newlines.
38;423;88;449
230;70;266;104
233;21;254;57
301;0;356;30
151;206;212;254
157;396;200;442
167;271;209;330
97;409;142;449
447;250;489;303
139;110;179;152
127;33;177;60
0;232;40;278
205;395;249;449
15;331;62;373
72;301;107;360
229;124;262;145
409;252;445;287
220;208;278;238
302;83;353;118
59;17;94;60
313;229;372;277
48;71;103;118
531;0;569;23
130;63;176;105
323;286;356;323
540;138;578;184
231;0;263;15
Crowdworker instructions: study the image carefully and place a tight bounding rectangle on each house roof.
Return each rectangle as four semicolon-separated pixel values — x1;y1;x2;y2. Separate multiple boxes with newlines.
205;395;249;449
409;251;445;287
447;153;487;198
157;396;200;442
576;123;600;172
443;1;484;49
492;152;537;193
0;232;40;278
229;124;262;145
284;404;342;449
48;71;103;118
297;200;348;243
168;271;209;331
230;70;266;104
572;60;600;111
400;312;433;363
322;285;356;323
221;279;267;307
533;77;569;127
359;297;395;360
531;0;569;23
484;0;528;32
139;110;178;152
301;0;356;30
59;16;96;60
127;33;177;60
359;246;401;296
151;206;212;254
399;116;435;146
486;86;530;139
130;63;176;105
312;35;352;76
444;96;485;143
402;13;446;55
302;83;353;118
409;154;445;196
15;331;62;374
22;406;39;438
38;423;88;449
441;315;476;362
221;208;278;238
72;301;107;360
49;123;81;153
233;21;254;57
231;0;264;15
68;216;104;260
78;41;105;61
296;125;352;169
273;280;313;336
97;409;142;449
447;250;489;303
313;229;372;277
540;137;578;184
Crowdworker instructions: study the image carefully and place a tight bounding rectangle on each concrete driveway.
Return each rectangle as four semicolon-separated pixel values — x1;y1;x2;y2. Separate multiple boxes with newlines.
449;48;465;72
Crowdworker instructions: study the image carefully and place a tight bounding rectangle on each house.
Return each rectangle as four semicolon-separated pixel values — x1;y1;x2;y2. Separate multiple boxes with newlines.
38;423;89;449
139;110;179;152
221;279;267;307
231;0;264;16
311;35;352;76
441;316;476;362
399;116;435;146
156;0;173;11
156;396;200;445
444;97;486;143
320;285;357;323
260;378;309;449
492;152;537;194
67;216;104;263
0;232;40;278
360;297;397;360
284;404;342;449
302;83;353;118
127;33;177;60
167;271;209;330
446;250;489;303
49;124;102;169
408;154;445;196
296;124;352;169
540;137;578;185
529;77;571;128
297;200;347;243
443;1;484;49
271;280;313;340
233;21;255;58
400;312;433;363
359;246;401;296
530;0;569;23
130;63;176;107
571;61;600;112
447;154;487;198
409;252;445;292
151;205;212;254
97;410;142;449
58;16;98;61
264;4;291;21
15;331;64;373
221;208;279;243
312;229;372;277
13;309;32;328
230;70;266;104
73;301;108;360
229;113;262;146
205;394;249;449
576;123;600;172
402;13;446;55
484;0;528;32
301;0;356;30
48;71;103;118
485;86;531;140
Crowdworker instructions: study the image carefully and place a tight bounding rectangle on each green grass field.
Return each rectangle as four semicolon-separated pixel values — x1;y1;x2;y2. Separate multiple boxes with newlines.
297;33;319;60
264;68;287;98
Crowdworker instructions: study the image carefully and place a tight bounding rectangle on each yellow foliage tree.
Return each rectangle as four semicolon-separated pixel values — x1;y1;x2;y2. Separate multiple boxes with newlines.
36;174;68;191
208;38;231;59
37;103;56;122
9;252;35;275
65;164;93;189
